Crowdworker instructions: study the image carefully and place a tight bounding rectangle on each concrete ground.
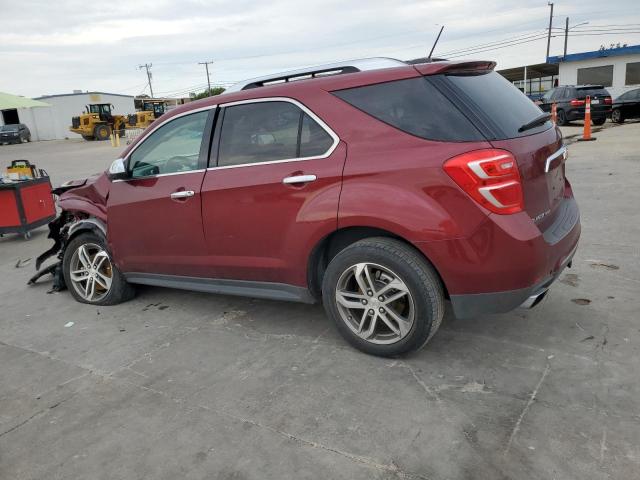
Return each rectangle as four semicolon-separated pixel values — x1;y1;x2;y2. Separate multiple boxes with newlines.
1;126;639;480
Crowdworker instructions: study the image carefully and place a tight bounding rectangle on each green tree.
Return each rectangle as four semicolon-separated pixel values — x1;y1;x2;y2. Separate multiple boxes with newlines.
191;87;226;100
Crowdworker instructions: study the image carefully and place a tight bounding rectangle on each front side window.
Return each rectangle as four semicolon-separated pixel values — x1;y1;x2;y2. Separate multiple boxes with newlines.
129;110;209;178
217;101;334;167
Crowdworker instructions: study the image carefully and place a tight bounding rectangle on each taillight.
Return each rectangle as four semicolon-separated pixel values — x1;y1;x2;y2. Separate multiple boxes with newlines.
570;98;585;107
443;149;523;215
604;97;612;105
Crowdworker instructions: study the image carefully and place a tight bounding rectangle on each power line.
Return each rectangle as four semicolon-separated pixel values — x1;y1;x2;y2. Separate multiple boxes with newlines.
439;31;549;56
446;35;552;59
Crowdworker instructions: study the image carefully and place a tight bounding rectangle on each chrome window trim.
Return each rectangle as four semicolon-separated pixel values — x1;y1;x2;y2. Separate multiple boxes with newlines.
545;145;567;173
209;96;339;171
115;105;217;182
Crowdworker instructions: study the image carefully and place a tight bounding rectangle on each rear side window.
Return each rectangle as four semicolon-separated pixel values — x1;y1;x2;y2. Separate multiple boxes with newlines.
332;77;484;142
446;71;550;139
218;101;334;167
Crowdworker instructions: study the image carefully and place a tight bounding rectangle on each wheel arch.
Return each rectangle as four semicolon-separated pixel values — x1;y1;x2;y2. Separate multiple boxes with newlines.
307;226;449;301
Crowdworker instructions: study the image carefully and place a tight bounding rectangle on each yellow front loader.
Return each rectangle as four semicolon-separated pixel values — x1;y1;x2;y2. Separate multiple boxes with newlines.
70;104;127;141
127;100;166;129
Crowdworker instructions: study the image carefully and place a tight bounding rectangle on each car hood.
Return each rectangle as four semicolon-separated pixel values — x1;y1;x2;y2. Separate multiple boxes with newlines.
55;171;111;222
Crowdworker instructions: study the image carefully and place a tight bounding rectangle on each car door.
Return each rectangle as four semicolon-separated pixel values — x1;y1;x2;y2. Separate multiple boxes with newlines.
200;98;346;287
107;107;214;276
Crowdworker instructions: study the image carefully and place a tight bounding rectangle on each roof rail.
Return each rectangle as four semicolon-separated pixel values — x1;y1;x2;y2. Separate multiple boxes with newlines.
225;57;407;93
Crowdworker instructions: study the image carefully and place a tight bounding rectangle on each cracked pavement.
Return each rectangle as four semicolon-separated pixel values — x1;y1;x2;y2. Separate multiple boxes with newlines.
1;125;639;479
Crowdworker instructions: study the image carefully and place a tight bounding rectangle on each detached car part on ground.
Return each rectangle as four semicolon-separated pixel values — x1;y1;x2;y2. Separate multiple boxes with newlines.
30;58;580;357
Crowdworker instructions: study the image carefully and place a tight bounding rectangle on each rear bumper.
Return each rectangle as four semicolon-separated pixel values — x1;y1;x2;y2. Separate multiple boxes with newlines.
448;240;577;318
566;108;610;120
415;194;580;319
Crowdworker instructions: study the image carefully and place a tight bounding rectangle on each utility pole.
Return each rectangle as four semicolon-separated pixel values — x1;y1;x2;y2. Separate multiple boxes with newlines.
546;2;554;61
564;17;569;58
427;25;445;61
138;63;154;98
198;61;214;93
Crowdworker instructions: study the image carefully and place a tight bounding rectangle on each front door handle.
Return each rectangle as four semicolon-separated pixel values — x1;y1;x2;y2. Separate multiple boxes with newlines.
170;190;195;199
282;174;317;185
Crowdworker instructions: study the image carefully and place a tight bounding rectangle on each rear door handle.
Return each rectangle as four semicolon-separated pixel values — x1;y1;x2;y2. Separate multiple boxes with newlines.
282;174;317;185
170;190;195;199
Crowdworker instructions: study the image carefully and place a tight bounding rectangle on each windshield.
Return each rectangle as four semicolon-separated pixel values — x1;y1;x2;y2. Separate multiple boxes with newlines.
0;125;19;132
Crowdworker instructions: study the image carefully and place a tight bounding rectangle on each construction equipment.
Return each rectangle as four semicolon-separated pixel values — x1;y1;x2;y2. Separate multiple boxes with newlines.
127;100;166;129
70;104;127;141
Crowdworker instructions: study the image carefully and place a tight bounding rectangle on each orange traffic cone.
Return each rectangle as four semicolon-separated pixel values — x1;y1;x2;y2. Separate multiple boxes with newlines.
578;95;597;142
551;102;557;125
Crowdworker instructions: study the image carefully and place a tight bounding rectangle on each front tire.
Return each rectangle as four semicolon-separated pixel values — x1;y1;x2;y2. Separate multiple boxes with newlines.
94;124;111;141
322;237;444;357
63;232;135;305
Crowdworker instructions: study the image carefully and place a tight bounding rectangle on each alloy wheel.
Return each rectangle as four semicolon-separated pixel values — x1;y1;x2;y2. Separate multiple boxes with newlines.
69;243;113;302
334;262;415;345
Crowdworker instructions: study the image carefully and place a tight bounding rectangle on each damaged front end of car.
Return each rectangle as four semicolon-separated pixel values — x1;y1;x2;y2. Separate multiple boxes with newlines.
28;173;111;292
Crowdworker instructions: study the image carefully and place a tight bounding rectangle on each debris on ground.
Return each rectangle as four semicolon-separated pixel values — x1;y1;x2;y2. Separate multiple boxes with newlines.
560;273;580;287
15;258;32;268
572;298;592;305
64;321;74;328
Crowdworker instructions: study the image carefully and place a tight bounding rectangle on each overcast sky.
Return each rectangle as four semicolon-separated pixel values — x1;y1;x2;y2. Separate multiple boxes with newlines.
1;0;639;98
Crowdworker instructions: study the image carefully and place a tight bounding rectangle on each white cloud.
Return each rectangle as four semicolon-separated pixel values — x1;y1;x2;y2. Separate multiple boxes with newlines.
1;0;639;97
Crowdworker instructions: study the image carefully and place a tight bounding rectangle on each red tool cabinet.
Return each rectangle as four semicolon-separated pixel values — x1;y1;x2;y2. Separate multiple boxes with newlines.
0;177;56;239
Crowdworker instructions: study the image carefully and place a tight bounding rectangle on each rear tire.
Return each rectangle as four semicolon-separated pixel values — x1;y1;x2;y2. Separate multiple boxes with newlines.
611;108;624;124
322;237;444;357
94;124;111;141
556;109;568;126
63;232;135;306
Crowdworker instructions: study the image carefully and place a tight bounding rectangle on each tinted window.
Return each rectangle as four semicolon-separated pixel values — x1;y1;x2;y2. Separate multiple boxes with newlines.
626;62;640;86
300;113;333;157
542;89;555;102
333;77;483;142
575;87;610;99
129;111;208;178
577;65;613;87
446;71;550;139
218;101;334;167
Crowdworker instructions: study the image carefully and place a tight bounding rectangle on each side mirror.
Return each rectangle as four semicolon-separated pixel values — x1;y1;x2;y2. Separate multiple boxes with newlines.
107;158;128;181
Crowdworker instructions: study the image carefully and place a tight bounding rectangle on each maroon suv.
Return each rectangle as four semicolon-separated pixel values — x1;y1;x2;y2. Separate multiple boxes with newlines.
34;58;580;356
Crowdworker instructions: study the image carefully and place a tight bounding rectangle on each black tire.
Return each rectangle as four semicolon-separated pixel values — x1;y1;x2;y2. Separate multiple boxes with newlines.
82;135;95;141
63;231;135;306
556;109;568;126
322;237;445;357
94;124;111;141
611;109;624;124
592;117;606;126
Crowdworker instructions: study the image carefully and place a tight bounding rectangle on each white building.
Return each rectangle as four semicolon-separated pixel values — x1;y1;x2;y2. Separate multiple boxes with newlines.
30;91;135;140
548;44;640;98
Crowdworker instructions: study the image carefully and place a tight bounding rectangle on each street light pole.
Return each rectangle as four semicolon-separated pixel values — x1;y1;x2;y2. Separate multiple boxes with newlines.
564;17;569;58
563;20;589;58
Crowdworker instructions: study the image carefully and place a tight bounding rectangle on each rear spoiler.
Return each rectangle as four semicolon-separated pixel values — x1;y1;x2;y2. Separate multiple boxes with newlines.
413;61;497;76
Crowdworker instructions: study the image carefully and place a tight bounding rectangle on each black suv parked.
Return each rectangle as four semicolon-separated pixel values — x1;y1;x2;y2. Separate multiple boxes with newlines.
537;85;611;126
611;88;640;123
